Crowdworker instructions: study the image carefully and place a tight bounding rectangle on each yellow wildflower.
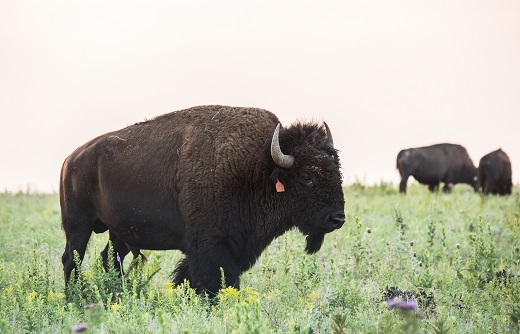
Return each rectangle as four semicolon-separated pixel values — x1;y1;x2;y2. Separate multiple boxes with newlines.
219;286;240;303
305;290;320;309
241;286;259;303
267;288;282;298
3;285;14;298
26;291;37;303
308;290;319;301
163;282;174;296
26;291;38;303
111;302;121;313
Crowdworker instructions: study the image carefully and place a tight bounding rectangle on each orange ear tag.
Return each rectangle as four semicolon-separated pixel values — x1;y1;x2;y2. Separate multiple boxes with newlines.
275;180;285;193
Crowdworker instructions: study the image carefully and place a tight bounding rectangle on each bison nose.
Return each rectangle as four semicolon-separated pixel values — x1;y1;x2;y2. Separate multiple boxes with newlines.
328;210;345;229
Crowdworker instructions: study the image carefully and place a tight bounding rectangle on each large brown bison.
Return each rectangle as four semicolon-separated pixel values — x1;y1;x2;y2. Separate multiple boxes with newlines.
478;149;512;195
397;143;478;193
60;105;345;296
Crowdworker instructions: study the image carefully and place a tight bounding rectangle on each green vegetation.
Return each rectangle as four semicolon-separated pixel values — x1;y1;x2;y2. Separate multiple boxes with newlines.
1;184;519;333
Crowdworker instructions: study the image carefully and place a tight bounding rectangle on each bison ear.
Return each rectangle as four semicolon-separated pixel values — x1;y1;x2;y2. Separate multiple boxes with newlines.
270;168;288;192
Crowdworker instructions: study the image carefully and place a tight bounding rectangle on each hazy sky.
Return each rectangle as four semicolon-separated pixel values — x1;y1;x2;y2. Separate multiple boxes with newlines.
1;1;519;192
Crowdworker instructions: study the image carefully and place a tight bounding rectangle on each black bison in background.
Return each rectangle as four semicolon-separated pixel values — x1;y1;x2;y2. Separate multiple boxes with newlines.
478;149;512;195
60;105;345;296
397;143;478;193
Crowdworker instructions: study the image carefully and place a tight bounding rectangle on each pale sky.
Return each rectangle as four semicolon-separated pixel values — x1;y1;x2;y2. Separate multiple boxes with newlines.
1;1;519;192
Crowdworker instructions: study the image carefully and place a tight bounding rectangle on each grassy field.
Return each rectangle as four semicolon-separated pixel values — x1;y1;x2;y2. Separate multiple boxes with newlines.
1;184;519;333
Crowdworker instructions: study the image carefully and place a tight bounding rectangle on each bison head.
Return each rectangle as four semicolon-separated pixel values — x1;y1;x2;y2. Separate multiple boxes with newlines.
270;122;345;254
462;165;479;192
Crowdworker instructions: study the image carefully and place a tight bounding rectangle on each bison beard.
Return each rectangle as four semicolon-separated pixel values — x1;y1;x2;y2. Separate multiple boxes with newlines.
305;233;325;254
60;105;345;297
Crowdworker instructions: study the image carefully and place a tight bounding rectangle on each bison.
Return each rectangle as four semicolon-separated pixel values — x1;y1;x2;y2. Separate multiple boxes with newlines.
397;143;478;193
478;149;512;195
60;105;345;296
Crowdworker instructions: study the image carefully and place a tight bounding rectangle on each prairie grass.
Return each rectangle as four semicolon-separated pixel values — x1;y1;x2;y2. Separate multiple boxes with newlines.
0;184;519;333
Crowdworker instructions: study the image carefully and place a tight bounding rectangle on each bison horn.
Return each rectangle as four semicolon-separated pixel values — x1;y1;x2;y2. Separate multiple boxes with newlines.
324;122;334;147
271;124;295;169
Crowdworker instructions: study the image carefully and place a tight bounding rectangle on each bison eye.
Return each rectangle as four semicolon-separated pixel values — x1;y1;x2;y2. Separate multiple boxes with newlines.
300;172;313;186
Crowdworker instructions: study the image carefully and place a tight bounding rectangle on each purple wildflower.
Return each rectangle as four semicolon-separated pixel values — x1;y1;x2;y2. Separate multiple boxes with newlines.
386;299;402;308
72;323;89;332
116;253;121;262
386;298;417;311
147;301;151;307
401;300;418;310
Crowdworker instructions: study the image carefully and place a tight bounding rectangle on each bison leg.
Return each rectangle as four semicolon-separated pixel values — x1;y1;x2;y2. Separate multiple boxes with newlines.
198;245;241;297
483;181;491;195
172;256;190;286
61;216;97;286
177;243;241;298
504;183;512;195
442;182;455;193
126;244;146;261
126;244;147;270
483;175;497;195
100;232;131;275
397;159;410;193
478;171;486;193
428;183;439;192
399;175;409;193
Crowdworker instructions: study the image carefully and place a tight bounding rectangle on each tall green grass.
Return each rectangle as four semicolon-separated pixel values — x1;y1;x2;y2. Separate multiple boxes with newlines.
0;184;519;333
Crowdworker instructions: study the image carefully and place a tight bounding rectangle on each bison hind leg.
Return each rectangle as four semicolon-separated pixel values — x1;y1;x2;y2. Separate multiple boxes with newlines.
399;174;409;193
62;215;96;286
126;245;147;269
101;232;130;275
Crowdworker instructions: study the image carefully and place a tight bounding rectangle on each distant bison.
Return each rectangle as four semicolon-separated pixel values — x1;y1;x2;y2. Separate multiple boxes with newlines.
60;105;345;296
478;149;512;195
397;143;478;193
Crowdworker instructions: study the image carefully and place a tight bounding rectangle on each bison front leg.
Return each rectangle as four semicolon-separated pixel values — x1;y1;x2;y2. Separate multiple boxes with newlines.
442;183;453;193
428;183;439;192
482;176;496;195
175;243;241;298
503;183;512;195
172;256;191;287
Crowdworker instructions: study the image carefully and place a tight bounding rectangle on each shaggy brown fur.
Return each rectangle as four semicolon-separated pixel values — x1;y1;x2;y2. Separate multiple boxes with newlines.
60;105;345;296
